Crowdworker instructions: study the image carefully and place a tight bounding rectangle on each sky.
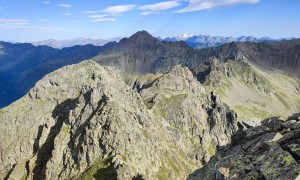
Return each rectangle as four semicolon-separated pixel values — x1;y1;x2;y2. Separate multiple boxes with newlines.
0;0;299;42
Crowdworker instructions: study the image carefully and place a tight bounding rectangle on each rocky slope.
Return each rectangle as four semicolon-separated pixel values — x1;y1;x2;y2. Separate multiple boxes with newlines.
189;113;300;180
0;41;116;108
2;31;299;111
0;61;237;179
196;57;300;120
95;31;299;121
93;31;300;82
93;31;300;121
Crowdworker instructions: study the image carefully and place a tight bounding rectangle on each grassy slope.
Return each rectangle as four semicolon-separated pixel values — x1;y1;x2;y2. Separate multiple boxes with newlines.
214;63;300;121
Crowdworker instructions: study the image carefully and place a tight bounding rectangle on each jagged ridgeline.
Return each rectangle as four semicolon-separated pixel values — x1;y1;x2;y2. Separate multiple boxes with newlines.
0;31;299;179
0;61;237;179
93;31;300;121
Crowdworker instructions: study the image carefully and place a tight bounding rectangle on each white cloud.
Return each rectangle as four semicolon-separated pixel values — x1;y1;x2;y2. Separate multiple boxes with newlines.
102;4;136;14
58;4;72;8
0;19;51;30
82;11;98;14
139;1;180;11
43;1;50;5
38;19;50;22
89;14;116;22
176;0;260;13
62;13;72;16
0;19;28;26
140;11;157;16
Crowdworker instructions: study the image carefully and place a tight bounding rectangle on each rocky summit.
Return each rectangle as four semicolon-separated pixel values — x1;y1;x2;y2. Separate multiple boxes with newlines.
188;113;300;180
0;60;238;179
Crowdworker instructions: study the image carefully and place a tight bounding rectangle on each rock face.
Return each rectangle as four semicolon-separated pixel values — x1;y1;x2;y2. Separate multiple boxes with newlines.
0;61;237;179
134;65;238;165
188;113;300;180
196;57;300;121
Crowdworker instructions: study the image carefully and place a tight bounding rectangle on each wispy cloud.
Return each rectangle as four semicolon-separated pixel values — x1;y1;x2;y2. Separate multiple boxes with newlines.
176;0;260;13
43;1;50;5
139;1;180;11
82;11;98;14
140;11;157;16
89;14;116;22
0;19;54;30
62;13;72;16
58;4;72;8
0;19;28;26
38;19;50;22
102;4;136;14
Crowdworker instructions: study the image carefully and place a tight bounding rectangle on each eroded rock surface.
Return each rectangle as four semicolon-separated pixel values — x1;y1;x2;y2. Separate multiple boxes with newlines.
188;113;300;180
0;61;237;179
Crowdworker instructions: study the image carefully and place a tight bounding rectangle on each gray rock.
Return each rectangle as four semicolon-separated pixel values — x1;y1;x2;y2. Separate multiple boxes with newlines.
188;114;300;180
0;61;238;179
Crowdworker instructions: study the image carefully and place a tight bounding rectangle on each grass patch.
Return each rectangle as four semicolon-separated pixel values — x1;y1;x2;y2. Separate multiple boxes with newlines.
274;92;291;110
234;105;272;120
81;157;116;180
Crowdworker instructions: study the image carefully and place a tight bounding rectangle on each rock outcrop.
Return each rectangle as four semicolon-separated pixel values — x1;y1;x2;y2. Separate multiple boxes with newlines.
135;65;238;165
196;57;300;121
188;113;300;180
0;61;237;179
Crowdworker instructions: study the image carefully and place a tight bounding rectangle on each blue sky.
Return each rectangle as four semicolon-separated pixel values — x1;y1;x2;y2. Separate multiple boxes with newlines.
0;0;299;42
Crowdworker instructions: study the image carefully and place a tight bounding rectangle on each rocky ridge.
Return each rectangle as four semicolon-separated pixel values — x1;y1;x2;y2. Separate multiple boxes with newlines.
188;113;300;180
0;60;237;179
134;65;238;165
195;57;300;120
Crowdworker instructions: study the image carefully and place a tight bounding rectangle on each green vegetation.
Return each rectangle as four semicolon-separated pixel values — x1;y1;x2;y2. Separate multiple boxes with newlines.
207;141;217;156
162;94;187;105
81;157;116;180
234;105;272;120
283;156;294;166
274;92;291;110
156;105;166;119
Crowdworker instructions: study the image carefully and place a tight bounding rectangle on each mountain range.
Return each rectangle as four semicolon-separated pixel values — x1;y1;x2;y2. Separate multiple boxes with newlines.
27;34;295;49
0;41;116;108
0;30;300;179
31;37;122;49
160;34;295;49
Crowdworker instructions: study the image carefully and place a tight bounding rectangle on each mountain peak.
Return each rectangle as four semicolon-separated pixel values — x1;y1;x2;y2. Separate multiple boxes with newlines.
117;30;162;48
130;30;153;38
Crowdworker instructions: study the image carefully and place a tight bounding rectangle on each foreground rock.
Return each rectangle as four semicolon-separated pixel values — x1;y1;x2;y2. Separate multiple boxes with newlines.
0;61;237;179
188;113;300;180
135;65;238;165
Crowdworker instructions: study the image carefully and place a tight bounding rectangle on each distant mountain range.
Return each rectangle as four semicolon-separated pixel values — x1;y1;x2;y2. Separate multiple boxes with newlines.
0;41;116;108
31;37;122;49
0;31;299;112
159;34;296;48
93;31;300;120
1;31;300;179
29;34;296;49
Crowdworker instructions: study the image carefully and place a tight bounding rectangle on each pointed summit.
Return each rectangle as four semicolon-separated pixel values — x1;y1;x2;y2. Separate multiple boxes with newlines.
130;30;154;40
117;30;163;49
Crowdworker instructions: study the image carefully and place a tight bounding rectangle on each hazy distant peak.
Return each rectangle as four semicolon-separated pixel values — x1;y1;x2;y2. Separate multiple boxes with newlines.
162;34;296;49
31;37;122;49
176;33;195;41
